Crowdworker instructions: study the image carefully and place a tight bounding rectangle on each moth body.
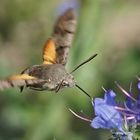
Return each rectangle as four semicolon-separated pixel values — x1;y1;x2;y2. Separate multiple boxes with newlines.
22;64;76;91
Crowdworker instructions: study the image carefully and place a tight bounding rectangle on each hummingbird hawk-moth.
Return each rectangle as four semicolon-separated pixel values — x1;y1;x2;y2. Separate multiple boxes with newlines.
0;8;97;96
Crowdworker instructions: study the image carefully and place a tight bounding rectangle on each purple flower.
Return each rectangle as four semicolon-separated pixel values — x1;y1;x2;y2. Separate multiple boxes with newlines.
91;90;123;131
70;78;140;140
115;81;140;123
138;82;140;90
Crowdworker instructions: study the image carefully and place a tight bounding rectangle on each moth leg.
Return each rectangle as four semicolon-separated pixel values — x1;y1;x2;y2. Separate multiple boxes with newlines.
29;87;46;91
27;80;49;91
20;68;31;92
20;86;24;92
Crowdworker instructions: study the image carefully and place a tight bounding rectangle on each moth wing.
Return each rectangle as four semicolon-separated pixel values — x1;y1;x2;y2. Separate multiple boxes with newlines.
42;8;76;66
52;8;77;65
0;74;44;91
8;74;36;80
8;74;36;92
43;38;57;65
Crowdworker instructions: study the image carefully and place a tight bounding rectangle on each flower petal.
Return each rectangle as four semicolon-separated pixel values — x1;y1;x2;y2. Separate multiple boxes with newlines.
92;96;123;131
104;90;117;106
138;82;140;90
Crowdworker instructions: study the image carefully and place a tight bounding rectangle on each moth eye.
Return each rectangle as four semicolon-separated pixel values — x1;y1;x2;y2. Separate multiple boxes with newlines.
62;81;69;86
48;79;51;82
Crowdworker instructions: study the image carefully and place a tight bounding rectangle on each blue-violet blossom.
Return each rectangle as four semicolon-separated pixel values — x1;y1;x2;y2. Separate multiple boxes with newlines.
70;79;140;140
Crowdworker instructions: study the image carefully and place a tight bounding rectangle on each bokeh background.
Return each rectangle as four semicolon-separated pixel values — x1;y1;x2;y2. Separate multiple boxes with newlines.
0;0;140;140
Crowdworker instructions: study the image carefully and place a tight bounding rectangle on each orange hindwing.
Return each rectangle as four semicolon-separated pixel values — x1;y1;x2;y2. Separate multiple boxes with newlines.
43;39;57;65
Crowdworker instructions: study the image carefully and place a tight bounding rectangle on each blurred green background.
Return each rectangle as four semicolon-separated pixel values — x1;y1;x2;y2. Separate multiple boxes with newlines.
0;0;140;140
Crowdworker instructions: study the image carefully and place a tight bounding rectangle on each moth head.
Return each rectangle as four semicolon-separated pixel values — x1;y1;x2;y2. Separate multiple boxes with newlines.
62;73;75;87
56;73;75;92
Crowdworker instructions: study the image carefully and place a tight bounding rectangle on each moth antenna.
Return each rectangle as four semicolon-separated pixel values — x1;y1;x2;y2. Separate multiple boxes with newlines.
71;54;97;73
76;84;92;99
